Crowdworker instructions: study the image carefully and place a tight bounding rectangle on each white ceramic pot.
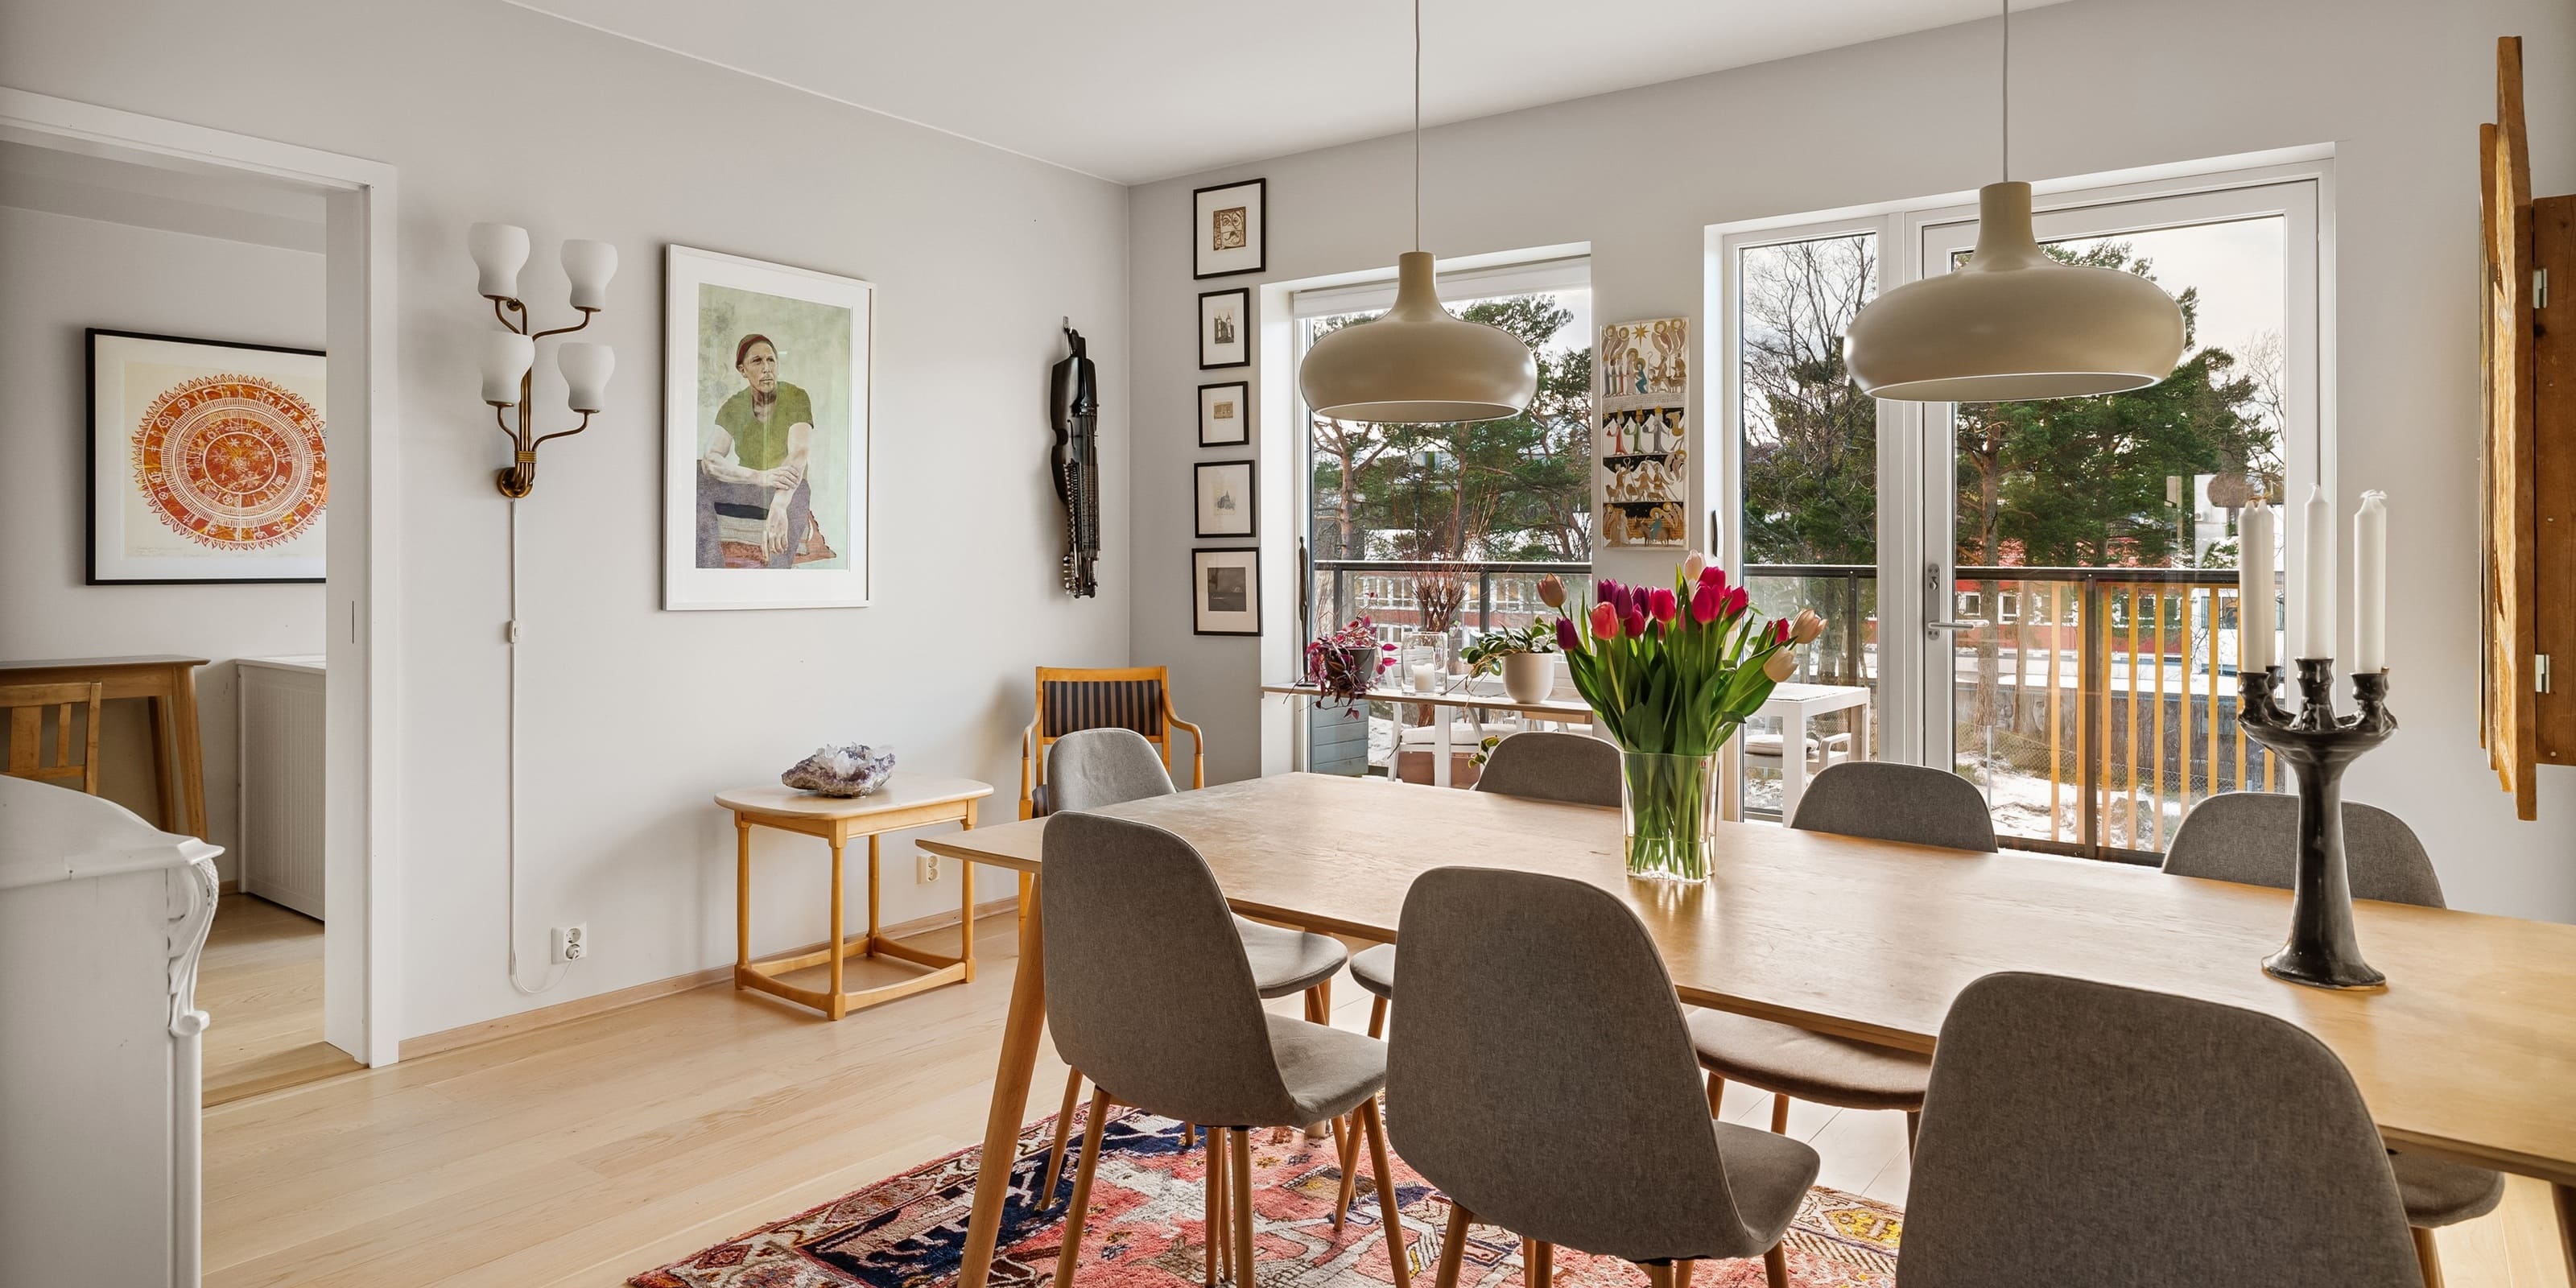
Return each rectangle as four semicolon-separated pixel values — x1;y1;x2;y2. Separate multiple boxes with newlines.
1501;651;1555;704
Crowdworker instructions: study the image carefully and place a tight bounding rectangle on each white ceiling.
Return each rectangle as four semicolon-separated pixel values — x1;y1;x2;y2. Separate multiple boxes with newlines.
510;0;2062;184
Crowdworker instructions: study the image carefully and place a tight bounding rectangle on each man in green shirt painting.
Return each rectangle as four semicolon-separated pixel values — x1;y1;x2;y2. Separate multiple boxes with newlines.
697;333;824;568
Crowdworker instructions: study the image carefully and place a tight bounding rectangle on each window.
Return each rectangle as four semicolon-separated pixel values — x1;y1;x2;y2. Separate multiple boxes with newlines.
1292;256;1591;776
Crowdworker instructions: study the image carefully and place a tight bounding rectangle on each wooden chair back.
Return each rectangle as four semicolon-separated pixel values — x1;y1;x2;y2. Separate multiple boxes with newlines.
2;681;105;795
1022;666;1203;818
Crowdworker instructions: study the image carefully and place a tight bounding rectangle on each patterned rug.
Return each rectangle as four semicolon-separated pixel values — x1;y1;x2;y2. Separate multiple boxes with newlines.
633;1104;1901;1288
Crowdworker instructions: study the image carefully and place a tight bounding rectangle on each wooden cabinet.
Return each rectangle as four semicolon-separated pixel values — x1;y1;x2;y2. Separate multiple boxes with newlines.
237;656;325;918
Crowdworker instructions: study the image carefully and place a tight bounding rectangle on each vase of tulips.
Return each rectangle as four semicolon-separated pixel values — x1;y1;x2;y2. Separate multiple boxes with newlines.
1541;557;1823;881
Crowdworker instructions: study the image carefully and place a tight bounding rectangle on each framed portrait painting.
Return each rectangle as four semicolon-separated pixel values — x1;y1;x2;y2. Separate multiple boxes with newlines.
663;246;873;610
1199;287;1249;369
1195;459;1256;539
86;328;328;584
1192;178;1265;279
1198;381;1250;447
1191;547;1260;636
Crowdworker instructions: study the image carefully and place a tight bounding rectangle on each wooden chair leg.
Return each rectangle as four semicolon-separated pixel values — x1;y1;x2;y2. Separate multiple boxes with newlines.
1705;1071;1725;1117
1769;1093;1790;1134
1762;1244;1790;1288
1204;1126;1228;1287
1360;1099;1412;1288
1054;1084;1114;1288
1303;980;1334;1137
1528;1240;1552;1288
1904;1109;1920;1158
1042;1067;1084;1203
1674;1260;1694;1288
1639;1263;1675;1288
2411;1224;2446;1288
1434;1201;1473;1288
1367;994;1389;1039
1333;1108;1364;1230
1230;1125;1257;1288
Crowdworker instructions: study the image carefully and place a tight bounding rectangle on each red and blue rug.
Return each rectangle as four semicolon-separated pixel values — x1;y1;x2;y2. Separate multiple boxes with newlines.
633;1105;1901;1288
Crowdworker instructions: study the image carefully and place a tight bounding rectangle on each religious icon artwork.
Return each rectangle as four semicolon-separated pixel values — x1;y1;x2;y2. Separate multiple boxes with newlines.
86;329;328;584
1199;287;1250;369
1195;459;1256;539
1596;316;1690;549
1192;178;1265;279
663;246;873;610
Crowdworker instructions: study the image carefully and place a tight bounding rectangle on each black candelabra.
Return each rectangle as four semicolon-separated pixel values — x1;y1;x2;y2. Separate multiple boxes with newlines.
2235;660;2396;990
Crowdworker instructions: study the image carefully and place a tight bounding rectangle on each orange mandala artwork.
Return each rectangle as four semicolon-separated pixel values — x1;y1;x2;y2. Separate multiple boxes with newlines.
130;374;327;550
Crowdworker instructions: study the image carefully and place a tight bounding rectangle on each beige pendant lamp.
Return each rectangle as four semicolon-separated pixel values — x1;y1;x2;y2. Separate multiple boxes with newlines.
1844;0;2184;402
1297;0;1537;423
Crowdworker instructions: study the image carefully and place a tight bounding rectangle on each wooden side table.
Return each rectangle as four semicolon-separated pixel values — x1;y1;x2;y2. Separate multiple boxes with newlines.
0;655;208;839
715;778;995;1020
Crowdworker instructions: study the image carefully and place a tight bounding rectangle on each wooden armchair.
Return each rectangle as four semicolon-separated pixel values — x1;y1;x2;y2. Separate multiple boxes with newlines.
2;682;105;795
1018;667;1203;919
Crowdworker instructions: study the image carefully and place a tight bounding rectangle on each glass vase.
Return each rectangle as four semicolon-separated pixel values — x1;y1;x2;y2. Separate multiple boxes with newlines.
1619;749;1720;881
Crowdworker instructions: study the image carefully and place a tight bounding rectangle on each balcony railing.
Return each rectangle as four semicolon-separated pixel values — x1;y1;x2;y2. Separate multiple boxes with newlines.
1309;559;2281;862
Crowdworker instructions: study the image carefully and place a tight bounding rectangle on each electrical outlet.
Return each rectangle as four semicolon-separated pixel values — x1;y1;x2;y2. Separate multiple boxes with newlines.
554;923;588;964
918;852;939;884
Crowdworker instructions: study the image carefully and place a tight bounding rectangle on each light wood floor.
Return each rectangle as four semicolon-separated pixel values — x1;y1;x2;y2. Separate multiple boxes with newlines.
200;894;364;1107
202;910;2571;1287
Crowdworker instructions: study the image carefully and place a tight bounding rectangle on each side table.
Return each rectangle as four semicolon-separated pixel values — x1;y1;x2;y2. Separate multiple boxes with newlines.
714;777;994;1020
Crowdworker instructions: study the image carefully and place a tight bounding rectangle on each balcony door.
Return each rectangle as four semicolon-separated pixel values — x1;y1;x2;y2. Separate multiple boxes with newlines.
1724;163;2324;857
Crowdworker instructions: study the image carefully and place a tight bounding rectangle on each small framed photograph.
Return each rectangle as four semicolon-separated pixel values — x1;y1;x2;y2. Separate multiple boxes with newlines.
1192;178;1265;279
1195;459;1256;539
1191;547;1261;636
1198;381;1250;447
1199;287;1249;369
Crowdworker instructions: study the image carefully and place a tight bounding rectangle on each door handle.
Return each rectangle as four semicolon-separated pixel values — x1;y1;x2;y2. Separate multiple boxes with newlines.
1926;620;1976;632
1923;563;1975;638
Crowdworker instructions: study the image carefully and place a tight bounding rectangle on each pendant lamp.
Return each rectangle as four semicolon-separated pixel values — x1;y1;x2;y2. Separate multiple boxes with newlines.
1844;1;2184;402
1297;0;1536;423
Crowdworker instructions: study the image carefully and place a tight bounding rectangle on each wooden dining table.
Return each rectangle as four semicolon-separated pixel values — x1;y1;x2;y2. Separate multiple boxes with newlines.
918;772;2576;1286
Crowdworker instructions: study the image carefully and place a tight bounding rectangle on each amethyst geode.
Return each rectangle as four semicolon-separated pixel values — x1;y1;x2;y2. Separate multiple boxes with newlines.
781;743;895;797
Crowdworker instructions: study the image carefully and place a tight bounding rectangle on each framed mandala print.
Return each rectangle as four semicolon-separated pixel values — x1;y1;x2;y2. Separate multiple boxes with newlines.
87;328;328;584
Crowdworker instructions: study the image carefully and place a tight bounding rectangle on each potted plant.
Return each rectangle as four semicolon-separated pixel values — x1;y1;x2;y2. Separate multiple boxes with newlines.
1542;558;1823;881
1459;619;1560;703
1305;616;1394;715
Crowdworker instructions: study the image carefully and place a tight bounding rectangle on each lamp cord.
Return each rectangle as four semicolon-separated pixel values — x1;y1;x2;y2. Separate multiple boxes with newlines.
2000;0;2010;183
505;496;564;996
1413;0;1422;252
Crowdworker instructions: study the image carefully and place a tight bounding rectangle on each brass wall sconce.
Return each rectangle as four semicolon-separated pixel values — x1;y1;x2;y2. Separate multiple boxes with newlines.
470;222;616;497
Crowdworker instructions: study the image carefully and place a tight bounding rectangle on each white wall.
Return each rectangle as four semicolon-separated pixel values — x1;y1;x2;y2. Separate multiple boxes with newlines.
2;0;1133;1038
1126;0;2576;919
0;204;327;884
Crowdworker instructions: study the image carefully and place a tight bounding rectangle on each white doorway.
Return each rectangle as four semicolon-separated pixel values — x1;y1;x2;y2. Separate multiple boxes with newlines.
0;87;402;1066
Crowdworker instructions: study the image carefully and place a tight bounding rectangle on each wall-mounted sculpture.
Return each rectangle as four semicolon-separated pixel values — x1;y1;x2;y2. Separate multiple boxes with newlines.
1051;324;1101;598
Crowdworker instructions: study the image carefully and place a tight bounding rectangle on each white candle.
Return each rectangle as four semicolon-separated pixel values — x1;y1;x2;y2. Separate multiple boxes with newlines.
2355;490;2388;672
2237;504;2273;673
1411;663;1436;693
2301;486;2334;661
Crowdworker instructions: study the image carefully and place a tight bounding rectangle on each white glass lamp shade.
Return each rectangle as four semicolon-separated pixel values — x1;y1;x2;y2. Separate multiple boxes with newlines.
1298;251;1538;423
562;239;617;312
559;342;614;413
479;331;535;405
1844;183;2186;402
468;222;530;301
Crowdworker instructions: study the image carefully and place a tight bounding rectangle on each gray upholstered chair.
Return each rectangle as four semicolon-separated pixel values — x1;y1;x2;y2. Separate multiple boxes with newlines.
1037;729;1348;1195
1386;867;1818;1288
1899;972;2423;1287
1690;762;1992;1150
1348;731;1620;1036
2167;791;2501;1285
1040;812;1411;1288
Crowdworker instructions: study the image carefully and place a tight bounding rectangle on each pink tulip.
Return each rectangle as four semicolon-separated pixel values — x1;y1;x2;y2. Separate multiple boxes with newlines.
1773;618;1792;644
1699;564;1727;591
1624;609;1648;638
1590;601;1618;639
1690;580;1723;624
1724;586;1748;617
1649;587;1677;623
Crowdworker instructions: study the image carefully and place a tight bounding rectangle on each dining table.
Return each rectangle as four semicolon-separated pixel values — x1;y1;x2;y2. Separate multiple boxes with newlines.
916;771;2576;1286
